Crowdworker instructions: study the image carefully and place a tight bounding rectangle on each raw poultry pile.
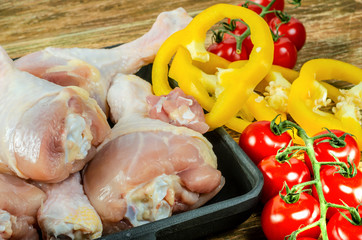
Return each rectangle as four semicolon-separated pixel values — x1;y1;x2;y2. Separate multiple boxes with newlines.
0;8;224;239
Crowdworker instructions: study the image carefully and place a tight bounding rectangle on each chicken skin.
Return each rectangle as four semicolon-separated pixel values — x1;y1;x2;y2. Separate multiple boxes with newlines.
36;173;102;240
0;173;46;240
0;46;110;183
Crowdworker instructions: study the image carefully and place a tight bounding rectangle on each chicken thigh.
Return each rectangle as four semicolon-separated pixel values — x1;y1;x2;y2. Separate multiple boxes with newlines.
0;46;110;183
0;173;46;240
14;7;192;115
83;74;223;234
36;173;102;240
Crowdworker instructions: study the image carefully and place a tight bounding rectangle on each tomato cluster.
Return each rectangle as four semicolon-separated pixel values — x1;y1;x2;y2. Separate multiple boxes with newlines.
238;120;362;240
207;0;306;69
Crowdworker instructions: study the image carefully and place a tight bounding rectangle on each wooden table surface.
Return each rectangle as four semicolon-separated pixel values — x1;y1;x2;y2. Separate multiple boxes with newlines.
1;0;361;239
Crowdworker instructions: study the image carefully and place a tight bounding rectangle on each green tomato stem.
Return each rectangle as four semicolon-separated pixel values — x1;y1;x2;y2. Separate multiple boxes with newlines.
275;145;307;162
228;24;250;54
311;131;347;148
327;203;362;225
318;161;356;178
262;0;276;15
310;133;334;142
244;0;276;18
227;0;277;52
318;161;346;166
304;136;329;240
279;120;330;239
244;0;266;10
327;202;351;210
290;179;317;193
288;219;322;240
289;0;302;8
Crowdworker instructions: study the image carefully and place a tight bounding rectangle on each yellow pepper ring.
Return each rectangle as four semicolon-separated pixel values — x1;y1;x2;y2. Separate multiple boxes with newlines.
288;59;362;148
152;3;274;130
169;47;257;132
169;46;215;110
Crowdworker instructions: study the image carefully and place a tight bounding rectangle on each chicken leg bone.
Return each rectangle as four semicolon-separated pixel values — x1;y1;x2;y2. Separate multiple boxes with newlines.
14;8;193;115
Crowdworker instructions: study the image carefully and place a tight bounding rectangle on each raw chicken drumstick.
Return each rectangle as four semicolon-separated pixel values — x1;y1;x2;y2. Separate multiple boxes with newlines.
107;74;209;134
83;74;223;235
0;46;110;183
36;173;102;240
0;173;46;240
14;7;193;115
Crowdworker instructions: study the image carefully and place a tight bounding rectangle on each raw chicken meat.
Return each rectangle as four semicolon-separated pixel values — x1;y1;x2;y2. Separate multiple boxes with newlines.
36;173;102;240
147;87;209;133
107;73;209;134
84;74;223;234
14;7;193;115
0;46;110;183
0;173;46;240
106;74;152;122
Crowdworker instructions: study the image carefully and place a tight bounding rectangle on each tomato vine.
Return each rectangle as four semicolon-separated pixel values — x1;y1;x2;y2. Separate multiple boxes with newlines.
272;119;362;240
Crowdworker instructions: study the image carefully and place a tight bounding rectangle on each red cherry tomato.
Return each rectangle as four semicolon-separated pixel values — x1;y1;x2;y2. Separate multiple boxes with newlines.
207;37;249;62
327;209;362;240
312;167;362;219
239;0;285;23
304;129;361;174
269;16;307;51
238;121;293;165
297;238;318;240
261;193;321;240
257;155;311;204
273;36;298;69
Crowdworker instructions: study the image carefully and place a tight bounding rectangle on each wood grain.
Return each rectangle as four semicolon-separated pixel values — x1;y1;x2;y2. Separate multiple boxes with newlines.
0;0;232;58
0;0;361;239
1;0;361;68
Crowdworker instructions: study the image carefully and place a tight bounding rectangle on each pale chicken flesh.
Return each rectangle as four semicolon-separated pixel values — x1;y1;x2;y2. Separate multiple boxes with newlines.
147;87;210;134
84;74;223;234
14;7;192;115
36;173;102;240
106;74;154;122
0;173;46;240
0;46;110;183
107;73;209;134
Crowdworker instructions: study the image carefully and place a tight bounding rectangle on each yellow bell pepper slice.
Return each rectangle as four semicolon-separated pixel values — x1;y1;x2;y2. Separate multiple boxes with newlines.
169;46;215;111
152;3;274;130
288;58;362;148
169;47;301;133
169;46;255;131
228;60;299;121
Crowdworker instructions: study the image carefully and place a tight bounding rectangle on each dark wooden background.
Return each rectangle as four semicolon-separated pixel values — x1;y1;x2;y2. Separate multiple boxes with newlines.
1;0;361;69
0;0;361;239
